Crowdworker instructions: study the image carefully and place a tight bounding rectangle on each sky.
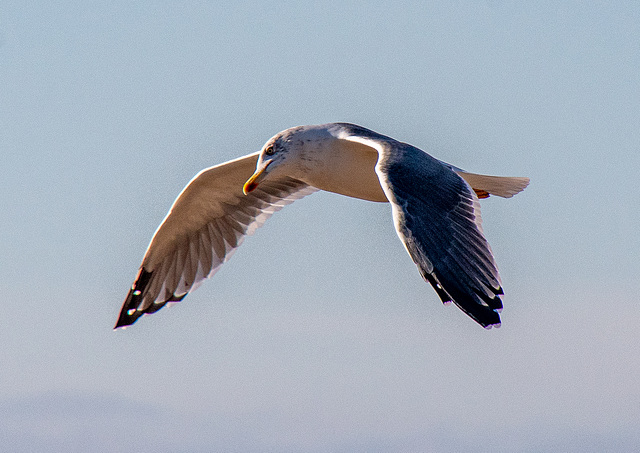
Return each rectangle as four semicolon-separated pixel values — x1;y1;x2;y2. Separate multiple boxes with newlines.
1;1;639;451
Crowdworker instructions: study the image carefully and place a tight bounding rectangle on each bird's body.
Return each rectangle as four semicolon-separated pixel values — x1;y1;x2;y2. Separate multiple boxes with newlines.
116;123;528;329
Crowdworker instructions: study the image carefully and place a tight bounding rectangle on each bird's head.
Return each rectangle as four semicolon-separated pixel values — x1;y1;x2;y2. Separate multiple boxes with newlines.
243;126;318;195
242;139;284;194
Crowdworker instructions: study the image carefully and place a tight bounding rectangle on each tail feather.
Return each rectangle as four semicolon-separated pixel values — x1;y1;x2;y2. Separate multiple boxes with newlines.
456;172;530;199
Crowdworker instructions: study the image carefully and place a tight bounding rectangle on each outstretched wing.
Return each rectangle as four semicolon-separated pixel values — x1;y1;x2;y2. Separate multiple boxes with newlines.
379;143;503;327
340;126;504;328
115;153;317;328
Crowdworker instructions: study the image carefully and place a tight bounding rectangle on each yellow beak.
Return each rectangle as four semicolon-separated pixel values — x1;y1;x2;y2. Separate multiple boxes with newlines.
243;162;271;195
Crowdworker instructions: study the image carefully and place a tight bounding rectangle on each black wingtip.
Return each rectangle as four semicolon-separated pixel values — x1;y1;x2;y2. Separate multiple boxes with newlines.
452;289;503;329
470;306;502;329
115;268;190;329
424;270;503;329
422;270;450;301
114;268;153;329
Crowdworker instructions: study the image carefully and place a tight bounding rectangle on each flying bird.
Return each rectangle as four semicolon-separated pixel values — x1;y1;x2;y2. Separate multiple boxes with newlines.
116;123;529;329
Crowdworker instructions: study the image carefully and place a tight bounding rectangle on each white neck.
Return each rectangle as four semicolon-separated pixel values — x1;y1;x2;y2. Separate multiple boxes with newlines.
293;127;388;203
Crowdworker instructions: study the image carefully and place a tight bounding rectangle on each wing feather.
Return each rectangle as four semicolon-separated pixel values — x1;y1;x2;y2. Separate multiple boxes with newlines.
208;221;227;262
115;153;317;328
342;131;505;328
197;230;213;281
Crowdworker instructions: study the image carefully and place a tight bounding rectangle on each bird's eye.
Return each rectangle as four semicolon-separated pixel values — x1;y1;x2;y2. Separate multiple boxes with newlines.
264;145;275;156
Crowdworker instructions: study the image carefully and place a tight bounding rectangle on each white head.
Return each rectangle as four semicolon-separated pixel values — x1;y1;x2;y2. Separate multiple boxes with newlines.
242;125;334;194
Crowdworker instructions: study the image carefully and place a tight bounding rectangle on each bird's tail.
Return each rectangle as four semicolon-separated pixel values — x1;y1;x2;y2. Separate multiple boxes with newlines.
456;172;530;199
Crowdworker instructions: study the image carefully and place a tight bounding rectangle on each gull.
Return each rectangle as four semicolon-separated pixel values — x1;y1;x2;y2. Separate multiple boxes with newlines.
115;123;528;329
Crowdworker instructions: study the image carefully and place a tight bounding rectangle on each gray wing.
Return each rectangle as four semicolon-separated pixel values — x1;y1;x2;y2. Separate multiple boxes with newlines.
115;152;317;328
376;141;504;328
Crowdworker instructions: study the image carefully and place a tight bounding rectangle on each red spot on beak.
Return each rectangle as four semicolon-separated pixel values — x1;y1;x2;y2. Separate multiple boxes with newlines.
243;161;271;195
243;179;259;194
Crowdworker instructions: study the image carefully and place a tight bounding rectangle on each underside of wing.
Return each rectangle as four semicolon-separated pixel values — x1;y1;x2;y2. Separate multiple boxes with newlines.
115;154;316;328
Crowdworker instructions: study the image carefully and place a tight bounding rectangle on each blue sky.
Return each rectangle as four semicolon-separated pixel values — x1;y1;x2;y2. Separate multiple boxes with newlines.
1;1;639;451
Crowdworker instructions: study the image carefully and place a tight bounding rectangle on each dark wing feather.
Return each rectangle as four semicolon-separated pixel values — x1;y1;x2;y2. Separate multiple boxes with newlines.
375;142;504;328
